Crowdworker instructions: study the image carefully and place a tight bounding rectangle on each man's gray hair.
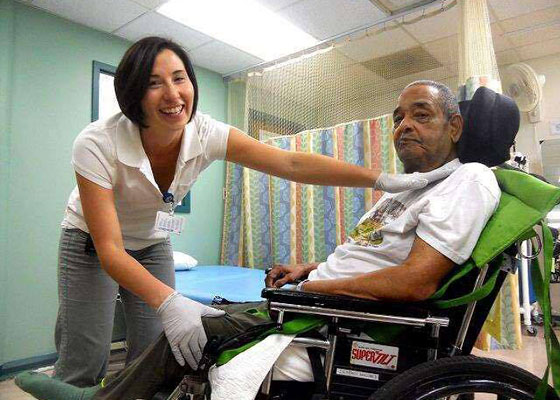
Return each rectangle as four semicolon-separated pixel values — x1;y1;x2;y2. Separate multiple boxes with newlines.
404;80;460;120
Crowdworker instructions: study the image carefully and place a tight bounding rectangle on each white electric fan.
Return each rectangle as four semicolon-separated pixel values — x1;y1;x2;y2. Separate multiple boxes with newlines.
502;63;545;123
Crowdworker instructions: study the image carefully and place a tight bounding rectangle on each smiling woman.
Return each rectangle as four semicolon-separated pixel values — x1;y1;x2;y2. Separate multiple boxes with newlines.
140;50;194;134
23;36;460;395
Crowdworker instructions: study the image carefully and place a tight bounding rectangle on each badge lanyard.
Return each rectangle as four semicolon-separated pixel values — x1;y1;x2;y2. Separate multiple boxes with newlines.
155;191;185;234
162;191;175;215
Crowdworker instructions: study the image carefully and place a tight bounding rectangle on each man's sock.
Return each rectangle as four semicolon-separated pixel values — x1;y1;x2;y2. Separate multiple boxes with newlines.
15;371;99;400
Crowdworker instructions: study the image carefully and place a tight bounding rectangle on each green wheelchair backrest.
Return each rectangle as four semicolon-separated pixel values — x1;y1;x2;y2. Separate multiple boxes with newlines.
431;168;560;309
428;168;560;398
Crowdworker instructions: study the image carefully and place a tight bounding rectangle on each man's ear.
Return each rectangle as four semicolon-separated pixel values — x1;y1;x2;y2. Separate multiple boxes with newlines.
448;114;463;143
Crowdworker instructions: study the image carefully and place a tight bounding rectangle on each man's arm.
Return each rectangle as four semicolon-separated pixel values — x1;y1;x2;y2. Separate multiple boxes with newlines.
302;236;454;302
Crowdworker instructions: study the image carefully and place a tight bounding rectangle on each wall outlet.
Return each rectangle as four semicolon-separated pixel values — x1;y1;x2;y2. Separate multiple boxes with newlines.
550;120;560;135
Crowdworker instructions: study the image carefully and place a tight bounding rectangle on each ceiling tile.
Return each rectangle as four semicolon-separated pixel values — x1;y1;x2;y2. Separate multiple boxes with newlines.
422;35;458;66
506;25;560;48
114;11;213;49
252;0;301;12
361;46;442;80
495;49;520;66
488;0;559;21
491;23;514;52
389;65;457;91
517;37;560;61
277;0;387;41
374;0;430;14
30;0;148;32
337;25;417;62
129;0;168;10
402;4;460;43
189;41;264;75
498;6;560;33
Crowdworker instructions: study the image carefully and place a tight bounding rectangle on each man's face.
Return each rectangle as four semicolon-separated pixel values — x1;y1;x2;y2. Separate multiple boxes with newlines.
392;85;461;173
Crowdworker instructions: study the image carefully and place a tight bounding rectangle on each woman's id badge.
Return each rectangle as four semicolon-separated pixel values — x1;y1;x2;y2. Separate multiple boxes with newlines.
155;211;185;235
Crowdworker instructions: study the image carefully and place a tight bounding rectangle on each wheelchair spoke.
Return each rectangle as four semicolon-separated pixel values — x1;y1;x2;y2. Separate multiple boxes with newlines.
417;380;534;400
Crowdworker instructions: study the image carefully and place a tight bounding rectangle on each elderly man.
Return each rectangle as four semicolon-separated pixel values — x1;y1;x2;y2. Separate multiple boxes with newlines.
268;81;497;302
16;80;500;400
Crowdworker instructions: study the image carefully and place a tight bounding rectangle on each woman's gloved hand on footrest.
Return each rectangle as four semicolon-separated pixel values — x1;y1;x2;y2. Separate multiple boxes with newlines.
157;291;225;369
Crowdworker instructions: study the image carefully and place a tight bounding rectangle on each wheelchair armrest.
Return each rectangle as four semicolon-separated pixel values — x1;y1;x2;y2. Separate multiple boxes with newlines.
262;288;437;320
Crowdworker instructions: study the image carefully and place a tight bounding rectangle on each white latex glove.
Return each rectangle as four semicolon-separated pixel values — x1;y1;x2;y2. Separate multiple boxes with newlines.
157;291;225;369
374;161;460;193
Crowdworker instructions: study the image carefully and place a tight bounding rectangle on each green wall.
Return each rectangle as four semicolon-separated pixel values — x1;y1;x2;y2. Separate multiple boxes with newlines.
0;0;227;365
0;0;16;369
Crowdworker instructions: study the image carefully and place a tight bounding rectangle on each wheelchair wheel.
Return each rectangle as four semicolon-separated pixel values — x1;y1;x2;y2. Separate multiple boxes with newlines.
526;325;538;336
371;355;558;400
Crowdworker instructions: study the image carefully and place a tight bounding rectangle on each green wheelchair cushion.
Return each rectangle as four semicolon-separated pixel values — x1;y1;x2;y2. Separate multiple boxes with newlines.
471;169;560;268
431;169;560;308
494;168;560;213
216;314;325;366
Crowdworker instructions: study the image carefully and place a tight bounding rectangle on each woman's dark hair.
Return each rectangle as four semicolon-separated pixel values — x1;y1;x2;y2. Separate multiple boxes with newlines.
114;36;198;128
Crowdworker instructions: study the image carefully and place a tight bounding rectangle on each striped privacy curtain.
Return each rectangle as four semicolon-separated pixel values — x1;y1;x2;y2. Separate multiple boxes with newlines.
220;114;402;269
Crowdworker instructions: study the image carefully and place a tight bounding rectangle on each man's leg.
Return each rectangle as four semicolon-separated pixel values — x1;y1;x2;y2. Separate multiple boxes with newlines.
17;301;292;400
93;333;185;400
94;301;272;399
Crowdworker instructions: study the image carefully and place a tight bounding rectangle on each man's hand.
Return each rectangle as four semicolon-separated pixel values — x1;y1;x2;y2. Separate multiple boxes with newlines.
265;264;313;288
157;291;225;369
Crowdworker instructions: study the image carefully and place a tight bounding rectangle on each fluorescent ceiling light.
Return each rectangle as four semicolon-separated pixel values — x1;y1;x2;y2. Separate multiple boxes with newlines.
157;0;319;61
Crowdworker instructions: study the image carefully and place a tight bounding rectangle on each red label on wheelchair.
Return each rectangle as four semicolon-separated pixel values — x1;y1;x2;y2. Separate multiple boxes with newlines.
349;341;399;370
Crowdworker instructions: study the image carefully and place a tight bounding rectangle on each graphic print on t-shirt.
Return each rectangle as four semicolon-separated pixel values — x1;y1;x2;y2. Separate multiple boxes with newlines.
348;198;406;247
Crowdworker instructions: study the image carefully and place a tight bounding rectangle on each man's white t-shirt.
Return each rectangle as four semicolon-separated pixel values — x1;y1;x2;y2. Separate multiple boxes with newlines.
308;159;501;282
276;159;501;382
61;112;230;250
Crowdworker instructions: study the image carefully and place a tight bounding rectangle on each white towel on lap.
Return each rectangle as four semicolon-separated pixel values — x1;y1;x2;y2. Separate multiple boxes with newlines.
209;334;296;400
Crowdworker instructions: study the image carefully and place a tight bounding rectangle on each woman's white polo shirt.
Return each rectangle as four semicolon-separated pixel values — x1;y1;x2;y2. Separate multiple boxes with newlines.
61;112;230;250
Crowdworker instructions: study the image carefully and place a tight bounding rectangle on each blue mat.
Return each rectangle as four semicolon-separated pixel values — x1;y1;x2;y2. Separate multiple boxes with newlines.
175;265;266;304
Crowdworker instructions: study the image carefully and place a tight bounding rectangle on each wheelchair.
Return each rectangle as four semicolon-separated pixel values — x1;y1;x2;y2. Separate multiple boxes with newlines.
155;228;557;400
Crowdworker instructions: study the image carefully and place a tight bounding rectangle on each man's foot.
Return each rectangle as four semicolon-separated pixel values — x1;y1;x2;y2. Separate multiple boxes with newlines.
15;371;99;400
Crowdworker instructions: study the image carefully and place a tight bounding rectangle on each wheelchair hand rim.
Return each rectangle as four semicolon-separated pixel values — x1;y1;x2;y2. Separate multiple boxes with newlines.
405;377;536;400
